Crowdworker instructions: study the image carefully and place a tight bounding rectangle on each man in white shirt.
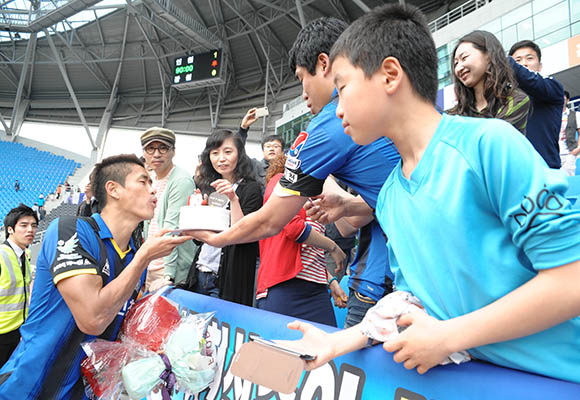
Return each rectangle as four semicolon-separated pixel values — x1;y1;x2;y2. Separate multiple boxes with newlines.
0;205;38;366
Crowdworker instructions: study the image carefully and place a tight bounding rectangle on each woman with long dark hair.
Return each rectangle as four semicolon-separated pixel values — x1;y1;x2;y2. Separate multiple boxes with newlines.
195;129;262;306
450;30;531;134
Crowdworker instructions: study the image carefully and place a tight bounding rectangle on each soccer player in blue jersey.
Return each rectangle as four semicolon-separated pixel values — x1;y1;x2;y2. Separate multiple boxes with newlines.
188;18;400;324
0;155;191;399
285;4;580;384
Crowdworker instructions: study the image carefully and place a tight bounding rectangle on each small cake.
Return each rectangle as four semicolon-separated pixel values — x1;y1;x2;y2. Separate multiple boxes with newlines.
178;205;230;231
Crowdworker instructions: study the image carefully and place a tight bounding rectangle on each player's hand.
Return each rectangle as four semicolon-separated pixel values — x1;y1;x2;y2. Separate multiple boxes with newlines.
329;280;348;308
241;108;258;129
284;321;335;370
139;229;192;264
211;179;238;203
305;194;347;224
182;229;225;248
383;312;454;374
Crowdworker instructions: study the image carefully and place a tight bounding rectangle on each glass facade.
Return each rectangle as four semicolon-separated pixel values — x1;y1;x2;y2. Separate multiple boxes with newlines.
437;0;580;88
275;113;314;148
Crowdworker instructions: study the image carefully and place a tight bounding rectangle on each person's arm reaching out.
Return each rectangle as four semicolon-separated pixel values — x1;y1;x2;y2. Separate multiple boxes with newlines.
187;191;307;248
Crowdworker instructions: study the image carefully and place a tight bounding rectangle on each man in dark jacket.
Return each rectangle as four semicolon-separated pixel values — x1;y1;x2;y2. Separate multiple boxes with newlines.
237;108;285;190
509;40;564;169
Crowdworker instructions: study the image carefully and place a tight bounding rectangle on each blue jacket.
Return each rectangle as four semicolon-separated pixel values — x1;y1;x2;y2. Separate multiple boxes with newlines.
509;57;564;168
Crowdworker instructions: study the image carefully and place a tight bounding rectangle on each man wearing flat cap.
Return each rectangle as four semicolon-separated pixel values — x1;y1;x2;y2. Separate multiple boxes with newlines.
141;127;197;289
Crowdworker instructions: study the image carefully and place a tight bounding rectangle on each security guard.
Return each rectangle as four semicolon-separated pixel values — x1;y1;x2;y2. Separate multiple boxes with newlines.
0;204;38;367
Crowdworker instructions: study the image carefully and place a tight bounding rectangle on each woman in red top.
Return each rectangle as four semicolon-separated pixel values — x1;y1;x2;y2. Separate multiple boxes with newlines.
256;155;347;326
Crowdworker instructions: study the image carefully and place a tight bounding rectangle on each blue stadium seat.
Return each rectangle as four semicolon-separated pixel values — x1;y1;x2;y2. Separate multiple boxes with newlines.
0;140;82;223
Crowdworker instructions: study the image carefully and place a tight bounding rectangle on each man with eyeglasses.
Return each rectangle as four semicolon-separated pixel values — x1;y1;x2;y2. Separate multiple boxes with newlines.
238;108;286;190
141;127;197;290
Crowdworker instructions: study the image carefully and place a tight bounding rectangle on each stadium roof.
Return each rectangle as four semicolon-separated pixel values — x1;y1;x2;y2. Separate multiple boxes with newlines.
0;0;461;147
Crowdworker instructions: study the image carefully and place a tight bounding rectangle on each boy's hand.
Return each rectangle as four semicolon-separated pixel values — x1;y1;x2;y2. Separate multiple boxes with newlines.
383;312;455;374
284;321;335;370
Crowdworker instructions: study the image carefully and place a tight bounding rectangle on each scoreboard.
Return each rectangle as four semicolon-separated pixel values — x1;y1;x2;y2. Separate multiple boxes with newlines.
172;49;224;89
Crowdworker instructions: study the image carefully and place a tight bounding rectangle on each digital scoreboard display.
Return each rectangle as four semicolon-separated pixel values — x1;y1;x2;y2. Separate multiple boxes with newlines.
172;49;223;89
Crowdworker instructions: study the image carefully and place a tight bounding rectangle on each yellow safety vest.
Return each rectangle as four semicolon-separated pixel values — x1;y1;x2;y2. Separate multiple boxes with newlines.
0;244;31;334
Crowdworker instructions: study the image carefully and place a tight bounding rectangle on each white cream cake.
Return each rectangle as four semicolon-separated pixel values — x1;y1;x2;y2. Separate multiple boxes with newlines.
178;205;230;231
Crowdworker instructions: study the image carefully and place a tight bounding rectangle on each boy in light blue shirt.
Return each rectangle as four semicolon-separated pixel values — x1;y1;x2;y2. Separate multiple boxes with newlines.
287;4;580;383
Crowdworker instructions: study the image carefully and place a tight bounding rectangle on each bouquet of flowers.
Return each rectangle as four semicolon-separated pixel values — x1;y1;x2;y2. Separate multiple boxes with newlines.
81;290;217;400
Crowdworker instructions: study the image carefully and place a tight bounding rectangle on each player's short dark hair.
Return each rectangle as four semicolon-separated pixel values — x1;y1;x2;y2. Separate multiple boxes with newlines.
288;17;348;75
4;204;38;237
261;135;285;150
564;90;570;101
91;154;145;210
508;40;542;61
330;4;438;104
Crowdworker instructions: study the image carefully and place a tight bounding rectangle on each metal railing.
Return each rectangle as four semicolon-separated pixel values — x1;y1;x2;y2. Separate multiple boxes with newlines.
428;0;493;33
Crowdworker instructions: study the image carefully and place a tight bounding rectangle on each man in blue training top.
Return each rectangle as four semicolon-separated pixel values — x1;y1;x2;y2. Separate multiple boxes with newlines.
0;154;191;399
285;4;580;384
508;40;564;169
188;18;400;325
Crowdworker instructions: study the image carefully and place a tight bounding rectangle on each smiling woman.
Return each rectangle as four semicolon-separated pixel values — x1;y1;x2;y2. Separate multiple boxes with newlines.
448;30;531;135
189;130;262;306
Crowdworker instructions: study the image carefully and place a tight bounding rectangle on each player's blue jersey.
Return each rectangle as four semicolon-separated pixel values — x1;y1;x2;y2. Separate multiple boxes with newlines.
279;93;400;209
278;93;400;303
0;214;145;399
349;219;392;301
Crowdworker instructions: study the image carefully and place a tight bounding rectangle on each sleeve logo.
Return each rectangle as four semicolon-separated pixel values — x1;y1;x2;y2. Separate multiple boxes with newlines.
289;131;308;158
285;156;301;170
57;233;79;254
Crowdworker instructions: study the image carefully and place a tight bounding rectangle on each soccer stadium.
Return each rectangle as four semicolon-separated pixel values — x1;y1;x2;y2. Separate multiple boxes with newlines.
0;0;579;398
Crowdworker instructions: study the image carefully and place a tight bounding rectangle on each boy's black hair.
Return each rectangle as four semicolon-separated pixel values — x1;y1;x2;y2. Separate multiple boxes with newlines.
288;17;348;75
261;135;285;150
564;90;570;100
4;204;38;237
508;40;542;61
329;4;438;104
92;154;145;210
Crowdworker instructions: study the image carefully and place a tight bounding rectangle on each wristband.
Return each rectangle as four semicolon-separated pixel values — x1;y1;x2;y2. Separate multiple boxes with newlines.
328;277;338;286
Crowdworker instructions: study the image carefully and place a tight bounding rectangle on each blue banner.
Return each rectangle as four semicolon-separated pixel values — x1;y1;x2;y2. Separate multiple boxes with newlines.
166;289;580;400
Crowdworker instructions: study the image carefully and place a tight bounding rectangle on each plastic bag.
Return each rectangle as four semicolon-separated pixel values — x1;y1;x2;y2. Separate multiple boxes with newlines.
122;312;217;400
82;290;217;400
81;340;149;400
119;291;182;352
360;291;470;365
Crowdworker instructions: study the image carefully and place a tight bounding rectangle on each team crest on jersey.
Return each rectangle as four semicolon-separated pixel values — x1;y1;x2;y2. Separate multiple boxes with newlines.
289;131;308;158
57;233;78;254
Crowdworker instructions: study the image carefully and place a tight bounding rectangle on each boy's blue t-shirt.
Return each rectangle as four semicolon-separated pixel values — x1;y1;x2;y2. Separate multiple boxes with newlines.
376;114;580;383
278;94;400;299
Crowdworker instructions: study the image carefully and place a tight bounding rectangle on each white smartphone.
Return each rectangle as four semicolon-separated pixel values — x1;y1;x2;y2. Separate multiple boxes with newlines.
254;107;269;118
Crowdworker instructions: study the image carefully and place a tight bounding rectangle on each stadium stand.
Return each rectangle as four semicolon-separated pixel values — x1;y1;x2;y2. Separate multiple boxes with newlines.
0;140;81;224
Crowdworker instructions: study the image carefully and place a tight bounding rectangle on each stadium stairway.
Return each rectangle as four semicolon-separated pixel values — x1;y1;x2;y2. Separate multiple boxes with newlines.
30;202;79;264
